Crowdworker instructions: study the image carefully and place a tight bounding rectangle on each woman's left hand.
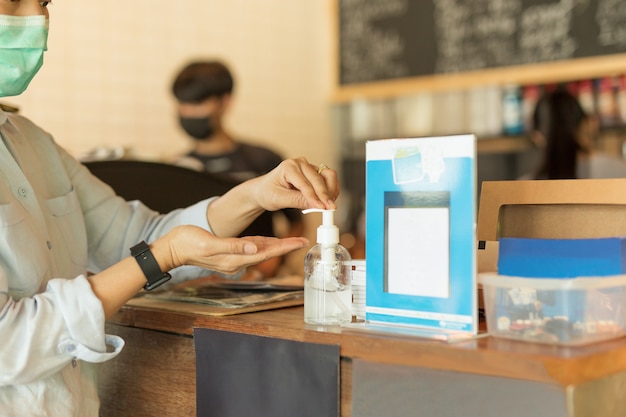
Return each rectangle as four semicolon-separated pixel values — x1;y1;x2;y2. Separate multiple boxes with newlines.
165;225;309;275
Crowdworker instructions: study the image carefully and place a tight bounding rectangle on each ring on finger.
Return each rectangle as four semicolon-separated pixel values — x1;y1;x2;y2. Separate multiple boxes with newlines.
317;163;329;175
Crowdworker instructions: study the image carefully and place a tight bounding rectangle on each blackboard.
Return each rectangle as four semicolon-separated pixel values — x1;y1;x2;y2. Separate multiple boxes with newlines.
339;0;626;86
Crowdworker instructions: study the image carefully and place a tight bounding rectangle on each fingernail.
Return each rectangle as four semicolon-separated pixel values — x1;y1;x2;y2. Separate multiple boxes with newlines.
243;243;257;254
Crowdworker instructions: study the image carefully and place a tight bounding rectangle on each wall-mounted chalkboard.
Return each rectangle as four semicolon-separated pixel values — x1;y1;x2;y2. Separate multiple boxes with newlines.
339;0;626;86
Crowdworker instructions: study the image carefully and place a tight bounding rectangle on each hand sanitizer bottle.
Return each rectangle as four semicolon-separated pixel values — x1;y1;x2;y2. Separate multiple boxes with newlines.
302;209;352;325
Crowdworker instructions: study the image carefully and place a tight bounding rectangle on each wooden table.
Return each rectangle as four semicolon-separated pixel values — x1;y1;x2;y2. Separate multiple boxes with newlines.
98;301;626;417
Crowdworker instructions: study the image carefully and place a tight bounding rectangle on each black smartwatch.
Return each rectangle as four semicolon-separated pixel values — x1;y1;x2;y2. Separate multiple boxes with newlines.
130;241;171;291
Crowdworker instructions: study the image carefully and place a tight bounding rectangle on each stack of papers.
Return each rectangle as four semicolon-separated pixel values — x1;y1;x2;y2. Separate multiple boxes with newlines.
141;281;304;309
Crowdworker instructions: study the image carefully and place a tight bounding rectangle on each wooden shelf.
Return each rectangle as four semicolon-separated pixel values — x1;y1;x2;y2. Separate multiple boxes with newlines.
333;55;626;103
342;129;626;159
476;136;532;154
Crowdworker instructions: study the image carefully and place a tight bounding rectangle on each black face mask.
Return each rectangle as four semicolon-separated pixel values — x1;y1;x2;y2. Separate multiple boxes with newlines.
179;116;214;140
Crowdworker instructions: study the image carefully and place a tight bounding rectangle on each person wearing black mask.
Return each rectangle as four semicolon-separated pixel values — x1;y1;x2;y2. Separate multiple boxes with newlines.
171;60;303;278
172;60;282;181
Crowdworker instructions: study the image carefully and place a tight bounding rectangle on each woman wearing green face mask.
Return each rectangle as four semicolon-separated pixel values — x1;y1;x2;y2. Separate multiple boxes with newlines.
0;1;339;416
0;9;47;96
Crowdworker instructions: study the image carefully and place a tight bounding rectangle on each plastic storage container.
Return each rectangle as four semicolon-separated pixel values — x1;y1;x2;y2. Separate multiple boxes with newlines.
479;273;626;346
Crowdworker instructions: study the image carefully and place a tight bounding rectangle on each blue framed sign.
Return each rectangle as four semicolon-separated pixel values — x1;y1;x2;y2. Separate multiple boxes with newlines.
365;134;477;337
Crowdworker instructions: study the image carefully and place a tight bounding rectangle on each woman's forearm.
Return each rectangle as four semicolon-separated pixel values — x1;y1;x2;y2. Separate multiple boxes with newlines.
87;237;173;319
206;181;265;237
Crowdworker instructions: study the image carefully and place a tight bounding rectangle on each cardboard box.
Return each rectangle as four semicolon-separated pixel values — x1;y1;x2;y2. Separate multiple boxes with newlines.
477;178;626;274
477;179;626;345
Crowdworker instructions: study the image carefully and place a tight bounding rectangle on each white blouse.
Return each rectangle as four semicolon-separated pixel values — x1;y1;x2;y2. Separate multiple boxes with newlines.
0;109;216;416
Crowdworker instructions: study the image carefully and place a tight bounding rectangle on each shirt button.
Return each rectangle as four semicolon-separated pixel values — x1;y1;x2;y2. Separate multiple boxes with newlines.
17;187;27;198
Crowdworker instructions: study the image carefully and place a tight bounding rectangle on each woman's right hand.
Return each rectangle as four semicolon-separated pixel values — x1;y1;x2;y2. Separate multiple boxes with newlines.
206;157;339;238
249;157;339;212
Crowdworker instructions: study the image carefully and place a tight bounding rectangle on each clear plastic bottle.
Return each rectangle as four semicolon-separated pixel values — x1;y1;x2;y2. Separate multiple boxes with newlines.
501;83;523;136
302;209;352;325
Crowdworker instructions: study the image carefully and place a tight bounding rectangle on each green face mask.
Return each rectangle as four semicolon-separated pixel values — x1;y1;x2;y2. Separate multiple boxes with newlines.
0;15;48;98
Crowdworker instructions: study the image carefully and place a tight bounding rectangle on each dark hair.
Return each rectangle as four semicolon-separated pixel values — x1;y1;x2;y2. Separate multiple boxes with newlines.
172;61;234;103
532;88;587;179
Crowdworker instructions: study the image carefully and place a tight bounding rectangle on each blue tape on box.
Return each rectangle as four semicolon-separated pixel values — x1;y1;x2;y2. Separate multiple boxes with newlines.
498;237;626;278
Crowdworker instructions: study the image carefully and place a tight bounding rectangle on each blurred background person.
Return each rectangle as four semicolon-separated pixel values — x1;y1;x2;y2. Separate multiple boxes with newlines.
170;60;303;278
523;88;626;180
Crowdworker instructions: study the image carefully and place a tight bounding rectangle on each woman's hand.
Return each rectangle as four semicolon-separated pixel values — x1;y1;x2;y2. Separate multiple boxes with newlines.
251;157;339;212
163;225;309;275
206;157;339;237
89;225;308;319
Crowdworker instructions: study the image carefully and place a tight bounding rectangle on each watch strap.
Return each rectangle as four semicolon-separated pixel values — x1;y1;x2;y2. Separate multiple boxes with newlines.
130;241;171;291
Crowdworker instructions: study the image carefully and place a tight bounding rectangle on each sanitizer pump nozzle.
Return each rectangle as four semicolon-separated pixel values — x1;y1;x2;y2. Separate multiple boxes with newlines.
302;208;352;325
302;208;339;263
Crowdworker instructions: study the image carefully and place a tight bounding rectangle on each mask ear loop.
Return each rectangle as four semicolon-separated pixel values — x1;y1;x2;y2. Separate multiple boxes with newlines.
0;104;19;113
